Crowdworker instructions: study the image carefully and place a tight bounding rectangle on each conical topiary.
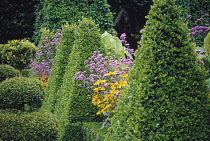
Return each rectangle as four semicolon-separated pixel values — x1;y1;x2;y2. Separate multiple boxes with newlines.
42;24;77;112
105;0;210;140
54;18;106;140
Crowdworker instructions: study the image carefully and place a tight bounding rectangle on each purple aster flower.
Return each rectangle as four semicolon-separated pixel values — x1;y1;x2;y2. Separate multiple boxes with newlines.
196;50;202;54
187;15;192;18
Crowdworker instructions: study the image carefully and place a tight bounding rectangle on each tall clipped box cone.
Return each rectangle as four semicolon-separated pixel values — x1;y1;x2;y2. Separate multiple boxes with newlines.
105;0;210;140
42;24;76;112
55;18;105;140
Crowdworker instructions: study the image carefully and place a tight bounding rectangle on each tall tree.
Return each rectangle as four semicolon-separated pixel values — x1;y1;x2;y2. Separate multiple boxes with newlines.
105;0;210;140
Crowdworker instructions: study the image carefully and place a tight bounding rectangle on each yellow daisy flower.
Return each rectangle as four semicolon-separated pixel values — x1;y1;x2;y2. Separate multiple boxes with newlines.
94;87;105;93
109;90;119;94
110;83;121;89
104;71;117;76
119;80;128;86
119;73;128;78
94;80;107;85
96;109;105;115
92;98;102;105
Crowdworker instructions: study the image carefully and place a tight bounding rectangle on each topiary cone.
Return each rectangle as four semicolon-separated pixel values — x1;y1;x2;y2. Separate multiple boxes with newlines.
105;0;210;140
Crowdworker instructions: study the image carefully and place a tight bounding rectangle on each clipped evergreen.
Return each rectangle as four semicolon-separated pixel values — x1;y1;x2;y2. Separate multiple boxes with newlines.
0;109;58;141
33;0;113;44
204;32;210;55
0;77;45;111
0;64;18;82
43;23;77;112
54;18;105;140
3;39;37;79
105;0;210;140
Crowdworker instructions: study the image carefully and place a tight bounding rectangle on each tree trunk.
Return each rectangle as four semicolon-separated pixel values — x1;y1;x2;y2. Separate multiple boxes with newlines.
19;69;23;79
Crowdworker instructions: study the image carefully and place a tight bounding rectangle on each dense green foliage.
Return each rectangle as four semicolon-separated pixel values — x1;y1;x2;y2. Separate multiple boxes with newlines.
176;0;210;23
176;0;210;46
0;109;58;141
0;64;18;82
105;0;210;140
3;39;37;78
43;24;77;112
82;122;107;141
54;18;105;140
0;77;45;111
0;0;38;44
33;0;113;44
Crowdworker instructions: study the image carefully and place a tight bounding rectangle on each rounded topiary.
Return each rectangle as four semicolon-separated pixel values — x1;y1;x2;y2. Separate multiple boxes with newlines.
0;109;58;141
0;77;45;110
105;0;210;140
0;64;18;82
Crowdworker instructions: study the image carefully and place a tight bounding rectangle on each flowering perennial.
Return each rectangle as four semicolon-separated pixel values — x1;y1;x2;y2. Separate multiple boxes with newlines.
75;49;133;115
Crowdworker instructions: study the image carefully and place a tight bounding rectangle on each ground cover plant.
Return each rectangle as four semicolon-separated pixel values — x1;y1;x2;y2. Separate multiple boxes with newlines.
105;0;210;140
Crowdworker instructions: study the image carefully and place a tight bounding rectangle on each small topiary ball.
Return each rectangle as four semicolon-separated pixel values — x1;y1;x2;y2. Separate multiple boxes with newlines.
0;64;18;82
0;77;45;110
0;109;59;141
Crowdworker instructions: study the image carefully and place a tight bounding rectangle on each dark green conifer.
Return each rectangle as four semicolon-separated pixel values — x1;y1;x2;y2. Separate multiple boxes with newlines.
105;0;210;140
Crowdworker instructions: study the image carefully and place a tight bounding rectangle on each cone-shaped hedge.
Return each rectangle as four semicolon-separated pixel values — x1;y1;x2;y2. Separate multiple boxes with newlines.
42;24;77;112
54;18;105;140
105;0;210;140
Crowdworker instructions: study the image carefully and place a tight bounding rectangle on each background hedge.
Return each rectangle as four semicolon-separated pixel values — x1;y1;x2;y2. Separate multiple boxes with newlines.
33;0;113;44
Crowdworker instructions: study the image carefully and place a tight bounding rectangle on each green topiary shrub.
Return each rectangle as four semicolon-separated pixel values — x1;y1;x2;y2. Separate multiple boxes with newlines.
0;77;45;111
105;0;210;140
54;17;106;140
204;32;210;55
0;64;18;82
0;109;58;141
43;23;77;112
3;39;37;79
